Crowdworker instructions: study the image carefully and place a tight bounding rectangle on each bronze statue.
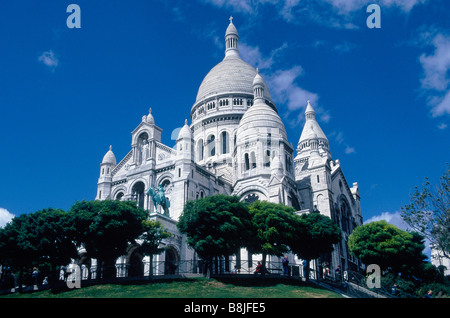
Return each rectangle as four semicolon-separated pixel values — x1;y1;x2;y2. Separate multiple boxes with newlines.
147;184;170;216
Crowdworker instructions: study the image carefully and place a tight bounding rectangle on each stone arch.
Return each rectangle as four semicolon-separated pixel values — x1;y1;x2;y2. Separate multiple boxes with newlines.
164;245;180;275
126;244;144;278
132;129;151;146
207;134;216;157
338;194;351;233
131;180;147;208
289;190;301;211
134;131;150;165
197;138;204;161
155;173;173;188
236;186;269;202
219;130;230;154
112;186;126;201
77;252;92;280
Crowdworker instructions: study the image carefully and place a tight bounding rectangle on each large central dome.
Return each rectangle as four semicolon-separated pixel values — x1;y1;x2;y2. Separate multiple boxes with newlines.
195;55;272;102
194;17;272;103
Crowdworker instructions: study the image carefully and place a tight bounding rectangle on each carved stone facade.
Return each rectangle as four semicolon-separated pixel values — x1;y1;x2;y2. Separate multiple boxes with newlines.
95;18;363;275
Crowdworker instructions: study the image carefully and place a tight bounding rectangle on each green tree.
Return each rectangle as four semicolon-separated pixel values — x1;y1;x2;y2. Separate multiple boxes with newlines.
348;220;427;275
138;219;172;278
0;208;78;291
68;200;148;280
177;194;252;276
290;212;341;280
401;164;450;258
247;201;298;275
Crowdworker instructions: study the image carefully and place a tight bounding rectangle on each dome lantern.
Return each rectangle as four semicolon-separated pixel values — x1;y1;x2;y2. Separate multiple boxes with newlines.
225;16;239;58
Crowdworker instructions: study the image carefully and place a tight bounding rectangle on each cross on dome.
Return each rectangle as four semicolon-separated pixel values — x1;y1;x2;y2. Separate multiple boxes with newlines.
229;16;233;23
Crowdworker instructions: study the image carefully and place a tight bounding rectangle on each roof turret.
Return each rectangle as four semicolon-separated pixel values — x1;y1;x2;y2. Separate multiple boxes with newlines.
177;119;192;140
102;145;116;165
225;16;239;58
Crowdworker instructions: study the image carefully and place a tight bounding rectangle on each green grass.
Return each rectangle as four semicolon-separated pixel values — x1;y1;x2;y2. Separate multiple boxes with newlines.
0;277;344;298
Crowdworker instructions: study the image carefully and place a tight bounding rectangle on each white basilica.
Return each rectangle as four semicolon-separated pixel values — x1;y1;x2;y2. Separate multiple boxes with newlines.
95;18;363;277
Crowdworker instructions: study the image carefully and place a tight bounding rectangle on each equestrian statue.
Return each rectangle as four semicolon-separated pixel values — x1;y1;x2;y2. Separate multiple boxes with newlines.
146;184;170;216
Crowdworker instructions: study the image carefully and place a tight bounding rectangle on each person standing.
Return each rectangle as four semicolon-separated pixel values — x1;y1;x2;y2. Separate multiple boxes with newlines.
282;255;289;276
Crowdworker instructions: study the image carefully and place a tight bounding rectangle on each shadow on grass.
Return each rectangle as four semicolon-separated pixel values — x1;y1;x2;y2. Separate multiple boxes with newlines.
212;275;328;290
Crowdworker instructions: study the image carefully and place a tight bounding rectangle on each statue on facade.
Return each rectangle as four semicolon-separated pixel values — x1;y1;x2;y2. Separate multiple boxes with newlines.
147;184;170;216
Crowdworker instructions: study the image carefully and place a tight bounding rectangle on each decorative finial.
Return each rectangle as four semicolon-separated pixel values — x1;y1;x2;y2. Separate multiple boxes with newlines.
307;100;310;106
109;145;112;151
149;107;152;114
185;119;188;125
229;16;233;24
256;67;259;74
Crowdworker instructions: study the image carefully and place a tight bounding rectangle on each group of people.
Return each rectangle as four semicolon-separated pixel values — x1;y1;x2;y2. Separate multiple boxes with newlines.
0;266;48;291
253;255;291;276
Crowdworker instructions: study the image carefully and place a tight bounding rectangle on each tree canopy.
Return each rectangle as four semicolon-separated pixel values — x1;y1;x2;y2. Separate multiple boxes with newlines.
401;164;450;258
247;201;298;263
67;200;149;278
348;220;427;274
0;208;78;289
177;194;252;261
291;212;341;262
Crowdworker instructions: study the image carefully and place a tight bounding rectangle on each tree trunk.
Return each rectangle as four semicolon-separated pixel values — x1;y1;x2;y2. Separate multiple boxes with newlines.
148;254;153;280
304;259;310;281
261;253;267;278
96;259;103;283
206;257;212;279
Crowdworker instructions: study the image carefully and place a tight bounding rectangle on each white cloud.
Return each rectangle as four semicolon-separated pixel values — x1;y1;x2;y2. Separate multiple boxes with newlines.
200;0;254;13
364;211;432;257
279;0;302;22
198;0;426;28
429;90;450;117
239;41;320;126
329;130;356;155
0;208;15;228
345;146;356;154
419;32;450;117
333;41;358;54
323;0;426;14
38;50;59;70
240;42;288;71
419;34;450;91
265;66;319;125
364;211;409;231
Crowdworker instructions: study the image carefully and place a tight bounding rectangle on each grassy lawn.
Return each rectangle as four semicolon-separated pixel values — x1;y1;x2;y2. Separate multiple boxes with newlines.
0;277;344;298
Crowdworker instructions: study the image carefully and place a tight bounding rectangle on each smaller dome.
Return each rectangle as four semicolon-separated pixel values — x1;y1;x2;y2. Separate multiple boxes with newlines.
298;102;328;143
102;145;116;165
252;69;265;87
177;119;192;140
237;73;287;141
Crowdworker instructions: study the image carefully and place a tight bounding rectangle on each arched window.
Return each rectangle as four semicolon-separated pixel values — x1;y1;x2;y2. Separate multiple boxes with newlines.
250;151;256;169
243;193;259;204
221;131;229;154
115;192;124;201
132;181;146;209
197;139;204;161
264;150;271;167
161;179;171;189
137;132;149;165
244;153;250;171
340;199;351;233
207;135;215;157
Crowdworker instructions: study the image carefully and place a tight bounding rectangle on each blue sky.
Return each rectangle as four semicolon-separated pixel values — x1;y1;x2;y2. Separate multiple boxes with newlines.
0;0;449;237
